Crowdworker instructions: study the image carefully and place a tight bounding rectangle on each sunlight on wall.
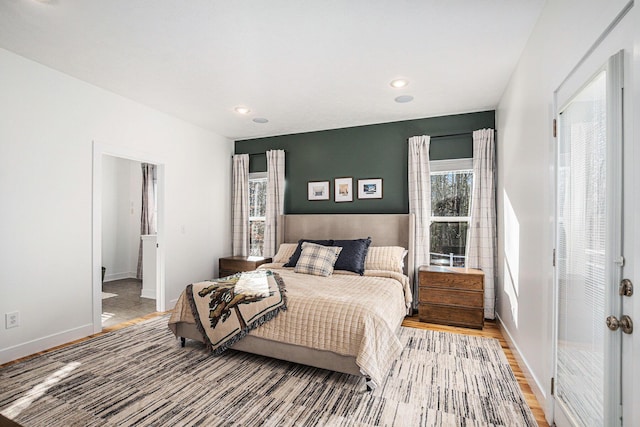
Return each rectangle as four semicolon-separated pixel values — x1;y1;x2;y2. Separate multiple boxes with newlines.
503;189;520;327
1;362;80;418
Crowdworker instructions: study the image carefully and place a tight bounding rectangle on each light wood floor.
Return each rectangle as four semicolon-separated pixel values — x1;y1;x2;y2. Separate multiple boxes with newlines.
2;313;548;426
402;316;549;427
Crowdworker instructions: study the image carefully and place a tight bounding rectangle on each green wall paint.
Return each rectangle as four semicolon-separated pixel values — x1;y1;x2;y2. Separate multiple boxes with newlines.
235;110;494;214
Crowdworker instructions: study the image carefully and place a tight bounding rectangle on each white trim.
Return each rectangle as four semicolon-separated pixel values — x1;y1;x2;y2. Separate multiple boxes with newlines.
552;50;625;427
103;272;137;282
249;171;268;179
0;323;94;365
431;216;471;223
140;289;157;300
604;49;624;426
92;141;166;335
497;313;550;424
430;158;473;172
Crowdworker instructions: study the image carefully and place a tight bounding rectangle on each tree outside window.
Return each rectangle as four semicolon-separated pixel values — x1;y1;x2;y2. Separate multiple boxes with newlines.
249;173;267;256
430;162;473;267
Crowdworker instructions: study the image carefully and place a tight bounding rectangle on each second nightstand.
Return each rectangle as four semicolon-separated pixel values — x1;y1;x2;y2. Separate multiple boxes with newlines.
418;265;485;329
218;255;272;278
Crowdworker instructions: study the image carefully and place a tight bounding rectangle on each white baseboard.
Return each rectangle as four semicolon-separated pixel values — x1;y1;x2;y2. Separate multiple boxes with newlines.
0;323;94;365
141;289;156;299
103;271;137;282
496;314;547;411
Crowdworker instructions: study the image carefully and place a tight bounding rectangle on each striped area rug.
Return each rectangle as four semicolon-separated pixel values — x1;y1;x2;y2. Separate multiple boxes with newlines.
0;316;536;426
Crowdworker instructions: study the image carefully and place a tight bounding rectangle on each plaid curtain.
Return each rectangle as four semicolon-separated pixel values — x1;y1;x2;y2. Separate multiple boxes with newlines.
137;163;156;279
408;135;431;310
468;129;497;319
264;150;285;257
232;154;249;256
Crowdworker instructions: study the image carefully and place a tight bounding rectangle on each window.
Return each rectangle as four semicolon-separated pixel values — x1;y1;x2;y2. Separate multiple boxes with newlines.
249;172;267;256
430;159;473;267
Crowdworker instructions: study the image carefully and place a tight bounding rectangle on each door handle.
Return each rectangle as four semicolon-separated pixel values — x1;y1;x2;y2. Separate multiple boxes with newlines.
619;279;633;297
606;315;633;334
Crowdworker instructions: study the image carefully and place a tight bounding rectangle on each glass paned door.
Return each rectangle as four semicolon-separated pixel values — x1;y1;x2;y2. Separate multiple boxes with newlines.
555;53;623;427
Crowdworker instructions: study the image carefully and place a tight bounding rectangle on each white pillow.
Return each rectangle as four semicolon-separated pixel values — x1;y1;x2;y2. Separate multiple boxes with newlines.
364;246;407;274
272;243;298;263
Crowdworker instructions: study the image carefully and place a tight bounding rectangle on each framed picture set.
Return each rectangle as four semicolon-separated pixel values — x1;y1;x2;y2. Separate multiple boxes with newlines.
334;177;353;202
308;181;330;200
357;178;383;199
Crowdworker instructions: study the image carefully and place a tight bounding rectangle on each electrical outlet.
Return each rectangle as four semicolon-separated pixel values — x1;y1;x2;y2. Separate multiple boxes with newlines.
5;311;19;329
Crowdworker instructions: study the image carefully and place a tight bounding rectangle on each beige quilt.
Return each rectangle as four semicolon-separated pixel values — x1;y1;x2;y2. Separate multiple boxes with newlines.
169;263;411;387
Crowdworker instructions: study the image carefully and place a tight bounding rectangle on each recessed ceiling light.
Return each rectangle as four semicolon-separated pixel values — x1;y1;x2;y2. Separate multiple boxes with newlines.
390;79;409;88
253;118;269;124
395;95;414;103
234;106;251;114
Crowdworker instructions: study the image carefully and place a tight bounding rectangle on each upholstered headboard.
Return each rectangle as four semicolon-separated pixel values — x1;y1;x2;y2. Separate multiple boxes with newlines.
276;214;415;279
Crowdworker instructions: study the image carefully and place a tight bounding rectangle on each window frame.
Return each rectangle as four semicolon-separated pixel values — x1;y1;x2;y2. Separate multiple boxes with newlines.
248;172;268;256
429;158;473;267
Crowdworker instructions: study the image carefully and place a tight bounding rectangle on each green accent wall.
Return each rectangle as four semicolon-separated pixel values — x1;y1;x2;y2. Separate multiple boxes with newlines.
235;110;494;214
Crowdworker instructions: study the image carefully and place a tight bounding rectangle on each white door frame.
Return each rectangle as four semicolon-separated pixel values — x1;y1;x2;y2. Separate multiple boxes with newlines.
547;0;640;426
91;141;166;334
553;51;624;427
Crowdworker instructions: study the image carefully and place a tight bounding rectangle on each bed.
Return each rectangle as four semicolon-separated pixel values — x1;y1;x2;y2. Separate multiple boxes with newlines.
168;213;415;389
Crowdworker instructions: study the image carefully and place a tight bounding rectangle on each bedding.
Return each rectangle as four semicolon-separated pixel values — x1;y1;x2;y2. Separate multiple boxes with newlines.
364;246;407;274
293;242;342;276
332;237;372;275
283;239;333;267
169;261;412;387
186;271;286;354
272;243;298;263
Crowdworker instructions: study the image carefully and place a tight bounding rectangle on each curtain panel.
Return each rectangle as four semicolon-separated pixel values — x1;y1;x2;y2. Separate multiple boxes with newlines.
408;135;431;310
468;128;497;319
264;150;285;258
137;163;157;279
232;154;250;256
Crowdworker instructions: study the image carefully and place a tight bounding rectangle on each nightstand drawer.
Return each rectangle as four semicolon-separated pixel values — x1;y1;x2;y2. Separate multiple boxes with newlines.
419;288;483;307
218;256;271;278
421;271;483;291
419;303;484;329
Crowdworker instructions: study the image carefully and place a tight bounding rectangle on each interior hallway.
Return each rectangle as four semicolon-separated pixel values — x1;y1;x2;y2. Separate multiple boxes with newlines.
102;278;156;328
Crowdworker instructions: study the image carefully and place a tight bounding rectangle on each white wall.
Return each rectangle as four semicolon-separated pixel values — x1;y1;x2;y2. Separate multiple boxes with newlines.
101;156;141;281
496;0;639;424
0;48;233;363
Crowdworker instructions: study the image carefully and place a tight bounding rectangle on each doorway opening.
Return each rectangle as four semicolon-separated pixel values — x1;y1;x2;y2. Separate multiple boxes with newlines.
100;156;157;328
92;142;165;334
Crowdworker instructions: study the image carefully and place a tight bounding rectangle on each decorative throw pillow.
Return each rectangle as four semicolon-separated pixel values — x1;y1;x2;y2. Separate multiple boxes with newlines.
332;237;372;275
364;246;407;274
294;242;342;277
272;243;298;263
284;239;334;267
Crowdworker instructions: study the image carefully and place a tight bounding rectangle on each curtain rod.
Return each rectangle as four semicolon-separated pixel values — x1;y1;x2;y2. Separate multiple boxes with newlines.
231;152;266;158
429;131;473;139
429;129;496;139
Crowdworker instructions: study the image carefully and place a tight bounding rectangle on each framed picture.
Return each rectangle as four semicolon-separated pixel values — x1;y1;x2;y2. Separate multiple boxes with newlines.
358;178;383;199
308;181;330;200
334;177;353;202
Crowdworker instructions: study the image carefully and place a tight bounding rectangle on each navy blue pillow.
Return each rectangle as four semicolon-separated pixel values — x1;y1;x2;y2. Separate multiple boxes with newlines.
284;239;334;267
332;238;372;275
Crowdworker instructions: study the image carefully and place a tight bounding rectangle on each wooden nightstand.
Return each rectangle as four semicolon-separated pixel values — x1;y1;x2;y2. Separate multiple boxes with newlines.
418;265;485;329
218;256;272;278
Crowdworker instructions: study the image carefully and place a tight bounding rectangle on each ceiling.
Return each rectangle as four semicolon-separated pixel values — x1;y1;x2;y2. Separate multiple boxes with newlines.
0;0;544;140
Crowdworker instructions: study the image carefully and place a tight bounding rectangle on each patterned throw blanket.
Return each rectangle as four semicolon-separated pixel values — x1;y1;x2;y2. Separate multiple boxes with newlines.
186;270;287;355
